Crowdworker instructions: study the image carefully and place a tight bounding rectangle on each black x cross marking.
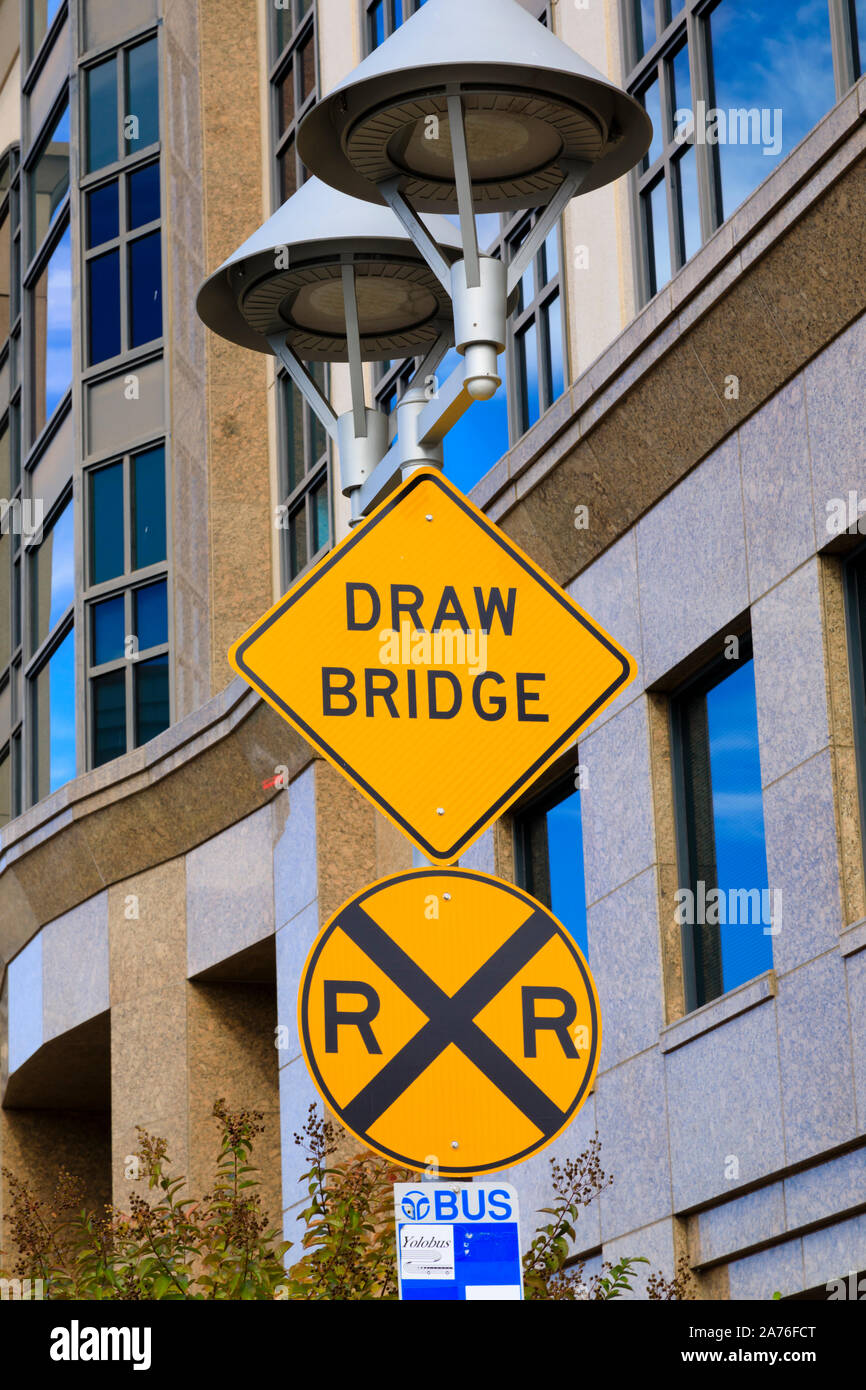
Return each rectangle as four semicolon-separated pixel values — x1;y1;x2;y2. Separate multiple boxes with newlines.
332;901;575;1140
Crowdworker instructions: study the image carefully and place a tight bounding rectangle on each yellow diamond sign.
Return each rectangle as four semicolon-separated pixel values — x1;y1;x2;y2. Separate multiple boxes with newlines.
230;468;636;863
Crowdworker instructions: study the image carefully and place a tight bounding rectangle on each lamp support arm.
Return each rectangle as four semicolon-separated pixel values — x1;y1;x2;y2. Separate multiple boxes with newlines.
378;178;453;292
506;158;591;297
267;334;340;443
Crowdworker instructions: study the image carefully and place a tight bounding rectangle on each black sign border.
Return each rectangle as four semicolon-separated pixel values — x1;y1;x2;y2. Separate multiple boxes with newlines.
298;869;601;1177
234;469;632;862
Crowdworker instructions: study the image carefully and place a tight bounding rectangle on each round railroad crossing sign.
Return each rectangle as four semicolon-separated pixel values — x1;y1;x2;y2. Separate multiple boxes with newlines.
298;869;601;1175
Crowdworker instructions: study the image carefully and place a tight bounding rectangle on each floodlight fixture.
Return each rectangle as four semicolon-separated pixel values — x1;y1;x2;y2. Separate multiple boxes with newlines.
196;177;464;516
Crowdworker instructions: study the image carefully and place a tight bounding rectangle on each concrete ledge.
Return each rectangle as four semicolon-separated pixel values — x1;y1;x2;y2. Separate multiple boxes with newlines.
840;917;866;957
660;971;777;1054
0;679;315;967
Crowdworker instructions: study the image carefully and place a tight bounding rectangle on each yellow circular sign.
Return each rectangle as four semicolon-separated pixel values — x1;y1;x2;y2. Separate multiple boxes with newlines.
298;869;601;1176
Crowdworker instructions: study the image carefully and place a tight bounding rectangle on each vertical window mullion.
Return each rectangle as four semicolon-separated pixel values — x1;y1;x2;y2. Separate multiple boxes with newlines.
829;0;858;92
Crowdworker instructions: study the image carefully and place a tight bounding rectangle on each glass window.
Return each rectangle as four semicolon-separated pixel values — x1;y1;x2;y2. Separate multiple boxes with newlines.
33;625;76;798
91;593;125;666
673;651;773;1009
517;779;588;959
0;747;10;827
31;497;74;651
128;231;162;346
516;320;540;431
0;210;9;342
88;249;121;364
132;445;166;568
641;76;664;167
125;39;159;154
633;0;656;61
86;58;118;173
32;224;72;436
134;578;167;650
134;652;169;744
645;178;671;297
858;0;866;75
30;102;70;256
92;667;125;767
86;180;119;248
0;532;10;670
89;460;124;585
28;0;63;63
676;146;701;263
709;0;836;221
128;162;160;229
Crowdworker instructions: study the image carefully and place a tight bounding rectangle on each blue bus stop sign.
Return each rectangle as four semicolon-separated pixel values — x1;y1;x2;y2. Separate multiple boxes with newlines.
394;1182;523;1300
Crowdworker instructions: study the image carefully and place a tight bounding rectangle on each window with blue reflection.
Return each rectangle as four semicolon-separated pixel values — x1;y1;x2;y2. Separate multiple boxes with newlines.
641;77;664;167
646;179;670;295
135;653;169;744
92;668;126;767
517;319;540;431
90;461;124;584
33;224;72;435
134;579;167;651
128;163;160;229
674;652;773;1009
31;102;69;254
32;498;74;651
91;594;125;666
87;181;119;248
858;0;866;74
517;779;587;960
125;39;159;153
86;58;118;173
88;249;121;364
633;0;656;59
676;146;701;261
129;231;162;346
29;0;64;63
132;446;166;569
709;0;835;221
34;626;76;798
440;345;509;494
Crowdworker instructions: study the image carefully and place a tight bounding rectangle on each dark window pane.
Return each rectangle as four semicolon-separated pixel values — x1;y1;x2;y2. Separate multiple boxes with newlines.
125;39;159;153
135;653;169;745
33;626;76;798
633;0;656;61
289;508;307;576
676;145;701;262
132;446;166;569
86;58;118;173
858;0;866;75
0;749;10;827
128;162;160;230
32;223;72;434
32;498;74;650
129;231;162;346
517;319;540;431
298;31;315;103
0;420;9;498
88;249;121;364
92;668;126;767
542;291;564;406
710;0;835;220
135;579;167;651
86;180;119;248
369;0;385;49
278;61;295;136
646;178;670;293
510;223;534;313
279;139;297;202
641;76;664;166
90;461;124;585
0;212;9;340
91;593;125;665
312;477;329;553
31;102;69;254
0;533;10;669
283;376;304;493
